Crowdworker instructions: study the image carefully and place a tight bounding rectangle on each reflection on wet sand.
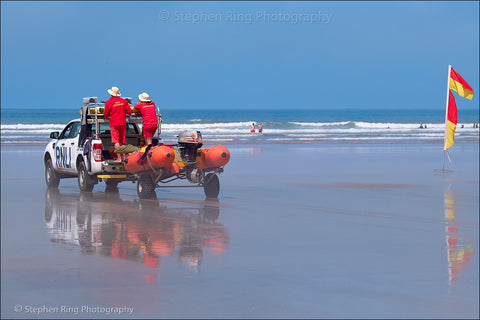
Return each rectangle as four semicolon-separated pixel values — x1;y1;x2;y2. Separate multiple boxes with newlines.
250;147;263;155
443;187;474;285
44;188;229;275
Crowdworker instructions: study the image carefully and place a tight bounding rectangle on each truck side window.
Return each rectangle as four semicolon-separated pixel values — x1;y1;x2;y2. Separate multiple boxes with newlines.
69;122;81;138
58;123;74;139
59;121;81;139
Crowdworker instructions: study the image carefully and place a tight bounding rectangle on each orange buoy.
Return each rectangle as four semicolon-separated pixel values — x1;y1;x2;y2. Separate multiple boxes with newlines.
198;145;230;170
123;151;145;174
148;146;175;169
124;145;175;174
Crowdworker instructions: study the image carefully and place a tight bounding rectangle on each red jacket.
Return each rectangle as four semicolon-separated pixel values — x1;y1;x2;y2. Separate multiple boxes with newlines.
104;97;131;126
134;101;158;126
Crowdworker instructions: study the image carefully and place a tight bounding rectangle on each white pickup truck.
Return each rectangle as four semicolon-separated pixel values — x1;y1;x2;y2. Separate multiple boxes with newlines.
44;97;159;192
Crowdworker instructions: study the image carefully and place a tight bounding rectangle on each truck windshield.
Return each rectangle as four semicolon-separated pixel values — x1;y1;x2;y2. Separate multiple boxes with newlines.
91;123;139;135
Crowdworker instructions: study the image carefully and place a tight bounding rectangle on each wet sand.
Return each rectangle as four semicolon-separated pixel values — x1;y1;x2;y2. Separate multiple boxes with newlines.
1;143;479;319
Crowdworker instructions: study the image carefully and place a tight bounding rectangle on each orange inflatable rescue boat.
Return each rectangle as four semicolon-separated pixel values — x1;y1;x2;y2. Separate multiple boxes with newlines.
124;145;175;174
124;130;230;199
197;145;230;170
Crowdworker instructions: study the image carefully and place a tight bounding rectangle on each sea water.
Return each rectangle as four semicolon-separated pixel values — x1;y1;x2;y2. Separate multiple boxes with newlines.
1;108;479;145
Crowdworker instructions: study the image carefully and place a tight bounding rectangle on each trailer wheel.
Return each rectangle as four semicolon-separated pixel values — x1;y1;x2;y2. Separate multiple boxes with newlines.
203;173;220;199
78;161;94;192
105;180;120;192
137;175;156;199
45;158;60;187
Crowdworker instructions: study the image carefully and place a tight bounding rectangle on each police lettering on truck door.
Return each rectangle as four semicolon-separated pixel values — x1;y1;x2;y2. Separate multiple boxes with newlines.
55;121;81;172
56;144;72;168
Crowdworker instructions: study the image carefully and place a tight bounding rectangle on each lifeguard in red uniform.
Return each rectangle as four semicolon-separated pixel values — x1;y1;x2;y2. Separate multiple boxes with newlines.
133;92;160;146
103;86;132;162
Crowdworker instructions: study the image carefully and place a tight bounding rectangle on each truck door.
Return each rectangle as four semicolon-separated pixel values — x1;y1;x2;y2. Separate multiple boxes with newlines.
54;121;81;174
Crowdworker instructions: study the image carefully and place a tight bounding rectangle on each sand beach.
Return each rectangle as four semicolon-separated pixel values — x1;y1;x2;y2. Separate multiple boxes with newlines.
2;1;479;318
1;142;478;319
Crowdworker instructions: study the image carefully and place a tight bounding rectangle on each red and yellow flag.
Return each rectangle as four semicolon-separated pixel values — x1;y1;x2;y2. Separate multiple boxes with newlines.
450;67;474;100
445;90;457;150
444;67;475;150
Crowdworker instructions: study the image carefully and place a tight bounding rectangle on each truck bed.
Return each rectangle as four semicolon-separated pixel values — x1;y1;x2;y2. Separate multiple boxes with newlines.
98;127;142;160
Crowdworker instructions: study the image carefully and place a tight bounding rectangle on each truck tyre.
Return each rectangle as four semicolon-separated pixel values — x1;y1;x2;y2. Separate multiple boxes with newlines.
203;173;220;198
45;158;60;187
137;175;156;199
78;161;94;192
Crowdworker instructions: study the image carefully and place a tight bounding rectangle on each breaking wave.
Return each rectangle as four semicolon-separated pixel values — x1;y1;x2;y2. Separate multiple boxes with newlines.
3;120;478;145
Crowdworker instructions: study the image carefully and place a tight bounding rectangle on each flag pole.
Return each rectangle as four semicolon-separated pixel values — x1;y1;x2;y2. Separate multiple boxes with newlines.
443;64;452;170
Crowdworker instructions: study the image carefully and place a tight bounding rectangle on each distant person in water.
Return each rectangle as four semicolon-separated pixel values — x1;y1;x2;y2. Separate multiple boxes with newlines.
424;124;427;129
258;122;263;134
250;123;255;134
419;124;424;129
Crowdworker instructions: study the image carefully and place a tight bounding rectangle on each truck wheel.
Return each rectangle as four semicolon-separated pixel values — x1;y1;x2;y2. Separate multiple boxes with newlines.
45;158;60;187
137;175;156;199
78;161;94;192
203;173;220;198
105;180;119;192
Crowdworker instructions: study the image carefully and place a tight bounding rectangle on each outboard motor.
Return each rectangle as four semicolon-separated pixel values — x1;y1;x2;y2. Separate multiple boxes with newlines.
178;130;204;183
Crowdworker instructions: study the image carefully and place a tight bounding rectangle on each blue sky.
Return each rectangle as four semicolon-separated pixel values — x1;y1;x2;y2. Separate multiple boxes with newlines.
1;1;479;110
